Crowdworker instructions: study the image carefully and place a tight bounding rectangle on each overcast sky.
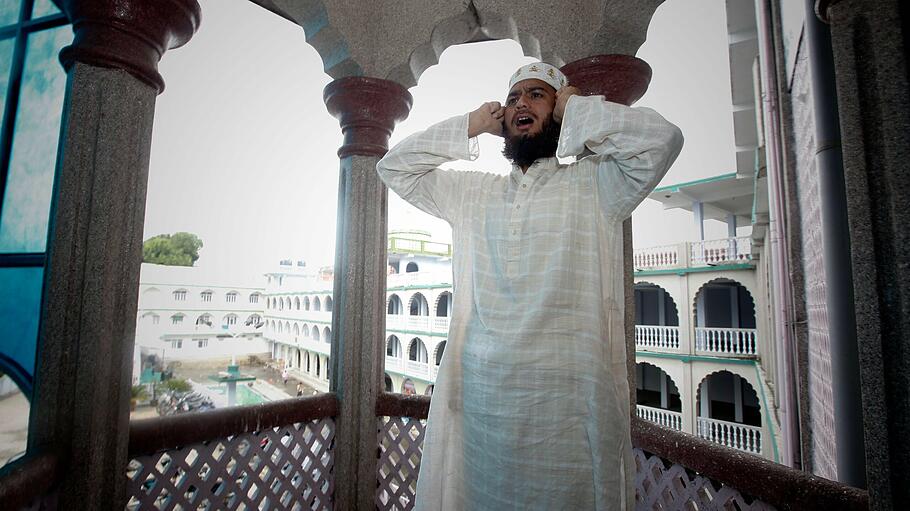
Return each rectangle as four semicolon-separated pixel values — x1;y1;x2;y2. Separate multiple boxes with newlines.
144;0;737;282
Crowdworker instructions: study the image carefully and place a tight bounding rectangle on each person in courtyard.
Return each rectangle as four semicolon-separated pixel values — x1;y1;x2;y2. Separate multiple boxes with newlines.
377;62;683;510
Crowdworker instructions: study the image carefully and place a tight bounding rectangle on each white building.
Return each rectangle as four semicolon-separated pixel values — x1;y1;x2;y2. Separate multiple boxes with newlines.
133;263;269;380
631;173;779;460
263;230;451;396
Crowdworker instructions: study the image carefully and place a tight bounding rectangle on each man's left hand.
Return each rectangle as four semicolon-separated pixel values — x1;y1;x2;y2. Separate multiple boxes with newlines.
553;86;581;124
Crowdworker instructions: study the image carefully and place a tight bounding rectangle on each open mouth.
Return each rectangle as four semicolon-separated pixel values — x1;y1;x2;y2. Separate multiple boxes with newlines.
516;115;534;128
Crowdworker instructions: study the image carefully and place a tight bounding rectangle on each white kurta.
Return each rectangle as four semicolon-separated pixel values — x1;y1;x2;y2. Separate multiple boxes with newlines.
377;95;683;511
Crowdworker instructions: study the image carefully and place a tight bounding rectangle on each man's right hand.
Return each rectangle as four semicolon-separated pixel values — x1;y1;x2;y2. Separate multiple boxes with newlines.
467;102;504;138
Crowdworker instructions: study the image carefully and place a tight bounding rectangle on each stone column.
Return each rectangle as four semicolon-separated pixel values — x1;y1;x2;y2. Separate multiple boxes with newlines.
816;0;910;506
323;76;412;510
28;1;200;509
560;54;652;414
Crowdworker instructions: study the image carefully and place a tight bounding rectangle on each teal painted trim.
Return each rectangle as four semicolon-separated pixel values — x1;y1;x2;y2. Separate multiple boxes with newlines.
634;263;754;276
754;364;781;463
142;283;265;291
635;351;757;365
386;284;452;292
265;316;332;326
653;172;737;193
385;328;447;338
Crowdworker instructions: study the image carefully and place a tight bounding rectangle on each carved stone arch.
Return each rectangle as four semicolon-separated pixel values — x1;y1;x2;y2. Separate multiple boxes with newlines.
385;5;560;89
691;277;757;328
247;0;363;79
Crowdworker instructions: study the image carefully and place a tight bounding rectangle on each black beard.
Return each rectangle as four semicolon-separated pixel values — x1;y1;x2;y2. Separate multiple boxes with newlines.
502;117;561;168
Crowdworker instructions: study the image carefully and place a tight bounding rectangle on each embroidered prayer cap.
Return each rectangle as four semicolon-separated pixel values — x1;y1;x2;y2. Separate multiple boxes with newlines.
508;62;567;93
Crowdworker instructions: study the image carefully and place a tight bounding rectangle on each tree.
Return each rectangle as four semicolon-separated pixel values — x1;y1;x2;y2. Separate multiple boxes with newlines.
142;232;203;266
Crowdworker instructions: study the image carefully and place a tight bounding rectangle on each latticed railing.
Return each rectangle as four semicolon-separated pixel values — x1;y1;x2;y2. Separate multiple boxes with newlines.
371;393;869;511
6;392;870;511
124;394;338;511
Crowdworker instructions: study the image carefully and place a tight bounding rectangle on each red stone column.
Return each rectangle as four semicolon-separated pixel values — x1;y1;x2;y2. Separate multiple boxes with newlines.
29;1;200;508
323;76;412;510
560;55;653;415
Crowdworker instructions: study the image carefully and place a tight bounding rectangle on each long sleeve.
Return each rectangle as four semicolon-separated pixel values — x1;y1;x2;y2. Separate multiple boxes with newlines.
557;95;684;222
377;113;485;224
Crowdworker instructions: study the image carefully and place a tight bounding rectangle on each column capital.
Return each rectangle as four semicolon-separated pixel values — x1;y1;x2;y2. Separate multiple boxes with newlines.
59;0;201;93
560;54;652;107
323;76;413;159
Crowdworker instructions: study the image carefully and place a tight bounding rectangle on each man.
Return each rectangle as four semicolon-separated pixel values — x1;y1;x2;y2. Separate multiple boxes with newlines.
377;62;683;510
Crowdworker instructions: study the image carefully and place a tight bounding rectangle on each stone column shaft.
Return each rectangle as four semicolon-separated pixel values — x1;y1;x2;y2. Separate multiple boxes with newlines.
324;76;412;510
27;2;200;508
817;0;910;505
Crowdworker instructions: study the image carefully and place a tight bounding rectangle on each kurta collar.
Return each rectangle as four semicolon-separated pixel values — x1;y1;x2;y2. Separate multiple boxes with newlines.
509;156;559;182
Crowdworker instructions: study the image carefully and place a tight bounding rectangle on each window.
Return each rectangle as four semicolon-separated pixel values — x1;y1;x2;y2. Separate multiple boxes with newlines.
226;291;237;303
245;314;262;327
171;314;184;325
406;262;419;273
171;340;183;349
201;290;213;302
249;293;260;304
196;314;212;326
195;338;208;348
152;314;160;325
0;5;72;450
224;314;237;326
173;290;187;301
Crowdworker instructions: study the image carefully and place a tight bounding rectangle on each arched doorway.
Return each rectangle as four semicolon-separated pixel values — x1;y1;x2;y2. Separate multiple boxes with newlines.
693;278;757;355
696;371;762;454
635;362;682;430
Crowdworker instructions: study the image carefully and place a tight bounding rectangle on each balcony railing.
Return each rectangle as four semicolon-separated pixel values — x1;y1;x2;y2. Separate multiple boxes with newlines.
10;394;868;510
386;313;449;335
633;236;753;271
386;356;404;372
636;404;683;431
407;316;430;331
690;236;753;266
632;243;680;270
124;395;338;511
405;359;430;380
375;394;869;511
388;237;452;257
697;416;762;455
634;325;681;351
695;326;758;356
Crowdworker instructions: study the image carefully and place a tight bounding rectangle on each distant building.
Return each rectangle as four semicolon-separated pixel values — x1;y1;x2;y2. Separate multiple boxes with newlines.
132;263;268;381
